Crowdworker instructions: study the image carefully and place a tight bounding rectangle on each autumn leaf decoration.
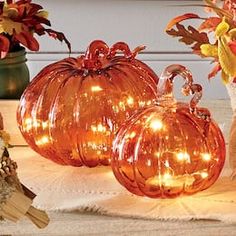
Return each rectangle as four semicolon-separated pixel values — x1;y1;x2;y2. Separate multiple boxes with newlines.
0;0;71;59
166;0;236;84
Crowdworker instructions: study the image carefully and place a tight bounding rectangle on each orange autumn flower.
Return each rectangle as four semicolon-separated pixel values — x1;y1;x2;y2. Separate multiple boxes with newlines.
166;0;236;84
0;0;71;58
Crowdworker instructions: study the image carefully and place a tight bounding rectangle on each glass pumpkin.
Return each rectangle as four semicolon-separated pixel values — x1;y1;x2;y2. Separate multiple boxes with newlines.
17;40;159;167
112;64;226;198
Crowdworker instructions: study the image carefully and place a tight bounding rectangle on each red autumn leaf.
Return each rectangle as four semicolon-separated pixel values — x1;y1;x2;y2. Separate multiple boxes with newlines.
166;23;209;51
166;13;200;31
0;35;10;59
208;63;221;80
34;16;51;26
44;29;71;53
34;24;45;35
198;17;222;32
14;31;39;51
17;5;27;19
28;3;43;16
15;0;32;5
23;16;51;27
228;41;236;55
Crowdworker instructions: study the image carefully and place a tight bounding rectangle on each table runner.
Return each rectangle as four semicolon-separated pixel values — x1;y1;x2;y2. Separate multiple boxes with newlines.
11;147;236;223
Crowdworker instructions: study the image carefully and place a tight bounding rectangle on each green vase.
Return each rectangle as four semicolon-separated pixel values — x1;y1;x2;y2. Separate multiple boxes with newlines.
0;48;29;99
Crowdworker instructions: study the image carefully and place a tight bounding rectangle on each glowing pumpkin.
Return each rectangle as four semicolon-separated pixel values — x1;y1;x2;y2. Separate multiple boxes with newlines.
17;40;158;167
112;64;225;198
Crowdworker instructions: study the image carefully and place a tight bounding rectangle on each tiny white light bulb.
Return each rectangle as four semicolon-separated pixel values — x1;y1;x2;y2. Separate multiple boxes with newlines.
176;152;190;161
163;173;172;180
200;172;208;179
150;119;163;131
91;86;103;92
201;153;211;161
127;96;134;105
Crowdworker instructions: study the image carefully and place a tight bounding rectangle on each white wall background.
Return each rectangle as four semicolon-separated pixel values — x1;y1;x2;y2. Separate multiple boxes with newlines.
27;0;229;99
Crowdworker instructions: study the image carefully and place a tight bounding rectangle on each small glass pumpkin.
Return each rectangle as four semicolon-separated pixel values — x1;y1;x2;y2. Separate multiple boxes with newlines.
17;40;158;167
112;64;226;198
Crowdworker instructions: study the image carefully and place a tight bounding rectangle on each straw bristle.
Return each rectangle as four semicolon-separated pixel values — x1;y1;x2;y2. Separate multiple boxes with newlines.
1;191;32;222
26;206;50;229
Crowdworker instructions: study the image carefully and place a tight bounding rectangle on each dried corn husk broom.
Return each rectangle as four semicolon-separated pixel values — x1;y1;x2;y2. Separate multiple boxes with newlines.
0;113;49;228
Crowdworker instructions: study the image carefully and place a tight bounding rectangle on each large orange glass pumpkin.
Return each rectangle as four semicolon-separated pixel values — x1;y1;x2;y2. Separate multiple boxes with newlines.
17;40;159;167
112;64;226;198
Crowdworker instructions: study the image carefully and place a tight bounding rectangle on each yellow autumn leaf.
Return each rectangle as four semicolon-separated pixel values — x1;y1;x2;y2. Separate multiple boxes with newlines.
218;35;236;77
200;44;218;58
3;2;19;18
36;11;49;19
0;24;4;34
215;17;230;38
221;69;230;84
0;18;22;35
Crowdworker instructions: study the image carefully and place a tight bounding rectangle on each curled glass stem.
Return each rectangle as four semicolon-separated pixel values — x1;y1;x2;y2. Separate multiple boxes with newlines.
158;64;210;121
82;41;145;70
83;40;109;70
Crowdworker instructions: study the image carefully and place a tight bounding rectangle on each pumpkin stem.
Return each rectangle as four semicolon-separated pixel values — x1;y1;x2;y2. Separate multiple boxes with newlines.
158;64;211;121
83;40;109;70
109;42;145;59
82;40;146;70
109;42;132;58
131;45;146;58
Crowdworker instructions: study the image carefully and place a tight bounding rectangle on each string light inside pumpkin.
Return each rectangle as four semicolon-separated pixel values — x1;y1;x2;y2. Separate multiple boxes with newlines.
111;64;226;198
17;40;159;167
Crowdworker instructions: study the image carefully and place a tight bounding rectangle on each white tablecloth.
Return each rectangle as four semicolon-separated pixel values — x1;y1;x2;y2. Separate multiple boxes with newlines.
11;147;236;223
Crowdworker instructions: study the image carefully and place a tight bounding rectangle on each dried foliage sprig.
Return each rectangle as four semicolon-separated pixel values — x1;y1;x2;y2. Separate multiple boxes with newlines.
0;0;71;58
166;0;236;84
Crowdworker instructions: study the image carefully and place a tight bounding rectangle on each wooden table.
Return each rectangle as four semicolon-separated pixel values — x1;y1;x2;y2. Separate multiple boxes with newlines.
1;212;236;236
1;100;236;236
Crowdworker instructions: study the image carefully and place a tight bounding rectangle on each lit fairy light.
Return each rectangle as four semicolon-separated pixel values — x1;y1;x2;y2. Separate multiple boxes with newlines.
127;96;134;105
163;172;172;181
149;119;163;131
24;118;41;131
129;131;136;139
42;121;49;129
154;152;161;158
138;101;146;107
91;86;103;92
91;124;107;133
24;118;33;131
200;172;208;179
97;124;106;132
36;136;49;146
176;152;190;161
201;153;211;161
146;159;152;166
33;120;40;128
119;101;126;110
25;118;32;125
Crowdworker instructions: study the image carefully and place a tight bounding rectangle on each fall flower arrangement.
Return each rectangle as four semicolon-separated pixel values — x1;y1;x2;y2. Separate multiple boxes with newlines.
166;0;236;83
0;0;70;58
